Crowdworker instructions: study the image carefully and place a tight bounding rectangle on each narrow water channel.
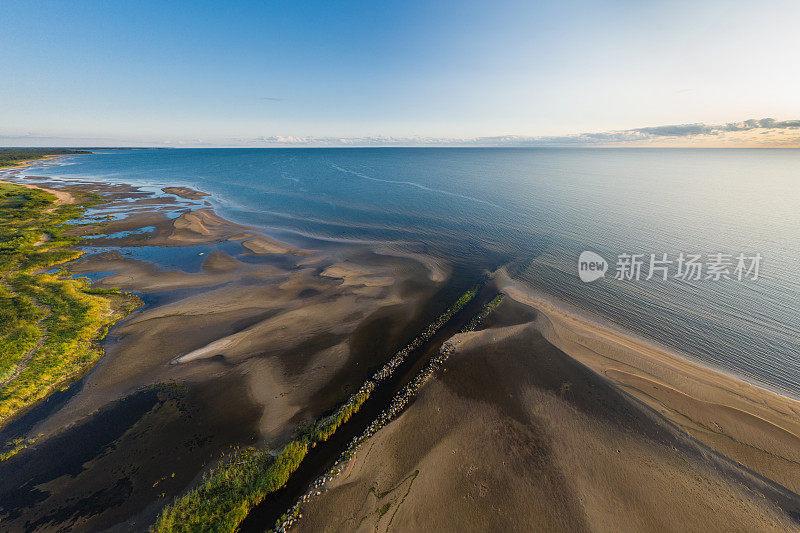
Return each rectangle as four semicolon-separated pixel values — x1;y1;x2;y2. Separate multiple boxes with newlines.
240;281;499;531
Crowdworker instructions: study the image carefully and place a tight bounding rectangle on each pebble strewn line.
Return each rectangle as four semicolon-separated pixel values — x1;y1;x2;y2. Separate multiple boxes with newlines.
307;284;481;443
273;294;501;532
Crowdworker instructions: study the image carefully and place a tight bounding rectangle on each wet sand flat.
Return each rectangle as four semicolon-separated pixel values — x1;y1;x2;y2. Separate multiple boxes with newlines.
295;301;800;532
1;165;799;532
499;274;800;497
0;177;452;531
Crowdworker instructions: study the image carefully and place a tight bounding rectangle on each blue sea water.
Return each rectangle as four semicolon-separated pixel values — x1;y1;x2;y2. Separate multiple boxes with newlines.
19;148;800;396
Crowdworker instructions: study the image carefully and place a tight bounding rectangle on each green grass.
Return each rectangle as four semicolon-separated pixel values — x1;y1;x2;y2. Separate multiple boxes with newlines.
0;148;89;169
153;384;374;533
0;182;139;427
306;387;371;443
0;434;41;462
153;282;486;533
153;440;308;532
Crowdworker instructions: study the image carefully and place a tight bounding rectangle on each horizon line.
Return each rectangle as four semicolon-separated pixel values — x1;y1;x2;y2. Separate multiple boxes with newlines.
4;117;800;149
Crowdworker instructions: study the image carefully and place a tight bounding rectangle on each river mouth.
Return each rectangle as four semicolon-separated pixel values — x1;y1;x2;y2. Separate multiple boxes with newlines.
239;280;501;532
6;152;798;533
0;174;505;531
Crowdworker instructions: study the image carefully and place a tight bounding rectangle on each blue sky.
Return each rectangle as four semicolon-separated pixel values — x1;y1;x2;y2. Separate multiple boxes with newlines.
2;0;800;146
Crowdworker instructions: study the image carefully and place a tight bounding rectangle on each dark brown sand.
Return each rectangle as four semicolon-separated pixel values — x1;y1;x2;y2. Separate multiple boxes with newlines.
294;299;800;532
0;378;261;531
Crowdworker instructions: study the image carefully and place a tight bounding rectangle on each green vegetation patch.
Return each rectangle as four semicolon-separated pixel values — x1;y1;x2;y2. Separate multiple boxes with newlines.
0;434;41;462
154;441;308;532
0;182;139;427
0;148;89;169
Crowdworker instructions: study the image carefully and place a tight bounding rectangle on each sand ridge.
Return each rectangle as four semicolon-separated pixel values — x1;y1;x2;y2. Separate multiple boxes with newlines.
497;271;800;496
161;186;211;200
295;312;800;532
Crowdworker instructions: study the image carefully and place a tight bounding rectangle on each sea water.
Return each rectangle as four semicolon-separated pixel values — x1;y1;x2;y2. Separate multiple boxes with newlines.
22;147;800;396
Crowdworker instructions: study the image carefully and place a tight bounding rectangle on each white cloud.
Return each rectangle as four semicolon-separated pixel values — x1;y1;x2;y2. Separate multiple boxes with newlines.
3;118;800;148
236;118;800;147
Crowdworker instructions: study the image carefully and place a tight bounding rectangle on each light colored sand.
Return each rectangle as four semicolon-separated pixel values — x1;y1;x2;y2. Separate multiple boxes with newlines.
296;320;798;532
497;271;800;495
321;263;395;288
373;246;451;282
168;209;245;242
127;208;316;257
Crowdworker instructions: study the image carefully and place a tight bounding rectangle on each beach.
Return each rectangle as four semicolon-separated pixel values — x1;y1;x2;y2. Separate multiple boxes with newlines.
293;296;800;532
499;275;800;496
0;169;461;530
0;154;798;531
5;1;800;530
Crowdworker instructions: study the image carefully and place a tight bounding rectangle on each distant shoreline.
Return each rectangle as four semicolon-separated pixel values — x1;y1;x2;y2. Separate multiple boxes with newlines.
0;149;91;171
0;154;66;170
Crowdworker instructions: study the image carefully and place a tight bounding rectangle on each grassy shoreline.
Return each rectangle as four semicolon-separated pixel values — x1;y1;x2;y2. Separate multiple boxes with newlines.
0;148;90;170
0;181;139;429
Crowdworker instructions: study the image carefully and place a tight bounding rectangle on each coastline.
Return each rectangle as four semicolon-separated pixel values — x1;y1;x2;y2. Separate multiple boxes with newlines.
0;169;465;530
0;178;139;430
0;156;798;530
264;271;800;531
0;151;89;172
290;290;800;532
24;164;800;415
0;154;63;171
0;177;76;207
497;270;800;495
498;268;800;403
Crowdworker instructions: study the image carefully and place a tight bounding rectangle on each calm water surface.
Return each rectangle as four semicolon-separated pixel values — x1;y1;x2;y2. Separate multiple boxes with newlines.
20;148;800;396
